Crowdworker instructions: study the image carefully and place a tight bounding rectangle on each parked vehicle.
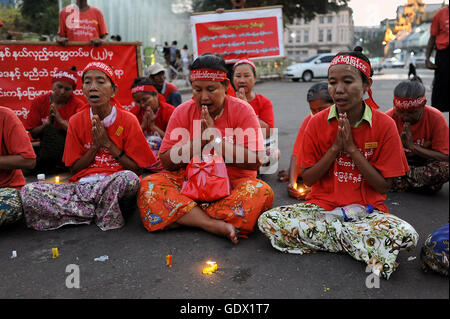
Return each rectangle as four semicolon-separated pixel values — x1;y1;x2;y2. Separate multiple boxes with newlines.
283;53;336;82
383;57;404;68
414;55;436;68
369;58;383;73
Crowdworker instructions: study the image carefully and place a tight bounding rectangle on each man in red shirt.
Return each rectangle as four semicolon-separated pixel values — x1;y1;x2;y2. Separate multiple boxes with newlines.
387;80;449;193
426;5;449;112
0;106;36;228
147;63;182;107
56;0;108;46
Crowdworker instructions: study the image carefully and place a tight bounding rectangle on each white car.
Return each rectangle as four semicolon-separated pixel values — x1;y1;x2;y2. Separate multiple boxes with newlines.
283;53;336;82
383;57;404;68
369;58;383;73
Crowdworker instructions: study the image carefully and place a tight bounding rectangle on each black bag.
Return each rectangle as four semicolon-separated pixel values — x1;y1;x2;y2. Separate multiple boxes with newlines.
39;124;67;164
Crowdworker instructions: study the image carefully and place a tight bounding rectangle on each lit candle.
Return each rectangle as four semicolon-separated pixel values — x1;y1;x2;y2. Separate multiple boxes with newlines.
55;176;60;184
202;261;218;274
166;255;172;267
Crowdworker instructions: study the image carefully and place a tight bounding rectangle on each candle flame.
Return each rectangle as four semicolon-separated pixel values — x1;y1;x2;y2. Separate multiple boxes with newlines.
202;260;218;274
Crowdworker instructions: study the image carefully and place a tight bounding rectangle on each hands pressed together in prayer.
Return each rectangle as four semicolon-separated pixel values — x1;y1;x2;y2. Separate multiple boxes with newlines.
333;113;358;154
48;103;65;126
91;114;112;150
200;105;216;148
140;107;157;132
400;122;414;150
236;88;247;102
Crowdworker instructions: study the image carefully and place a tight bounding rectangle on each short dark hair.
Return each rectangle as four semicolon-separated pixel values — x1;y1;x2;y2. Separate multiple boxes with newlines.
232;61;257;78
131;77;158;95
307;82;333;103
394;80;425;99
191;54;228;73
331;46;373;84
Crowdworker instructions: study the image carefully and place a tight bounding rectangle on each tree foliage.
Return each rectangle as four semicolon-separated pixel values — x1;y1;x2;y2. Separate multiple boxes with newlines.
192;0;349;24
19;0;60;35
0;3;30;38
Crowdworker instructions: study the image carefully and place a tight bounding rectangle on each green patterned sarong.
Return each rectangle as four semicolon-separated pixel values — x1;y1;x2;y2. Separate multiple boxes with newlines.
0;188;24;227
258;203;419;280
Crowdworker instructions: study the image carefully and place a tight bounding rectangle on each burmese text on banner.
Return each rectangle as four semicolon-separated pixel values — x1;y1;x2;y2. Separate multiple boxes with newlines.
0;42;140;124
190;6;284;63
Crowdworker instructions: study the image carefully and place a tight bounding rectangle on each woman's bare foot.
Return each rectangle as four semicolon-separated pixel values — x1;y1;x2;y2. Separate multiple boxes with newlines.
204;220;238;244
176;206;239;244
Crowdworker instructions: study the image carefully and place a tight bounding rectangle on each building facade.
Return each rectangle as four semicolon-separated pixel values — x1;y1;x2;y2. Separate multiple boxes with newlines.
86;0;192;50
284;8;354;62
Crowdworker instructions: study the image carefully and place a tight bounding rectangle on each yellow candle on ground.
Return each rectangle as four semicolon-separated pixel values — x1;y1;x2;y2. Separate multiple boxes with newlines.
52;248;59;259
202;261;218;274
166;255;172;267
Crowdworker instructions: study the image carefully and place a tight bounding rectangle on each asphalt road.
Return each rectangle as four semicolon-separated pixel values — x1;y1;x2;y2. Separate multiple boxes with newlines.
0;68;448;301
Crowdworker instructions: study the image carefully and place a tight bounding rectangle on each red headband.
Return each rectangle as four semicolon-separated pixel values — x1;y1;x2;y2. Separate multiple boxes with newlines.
394;95;427;111
131;85;158;95
233;58;256;71
329;54;379;109
190;68;227;82
52;70;77;87
83;62;117;86
329;55;371;79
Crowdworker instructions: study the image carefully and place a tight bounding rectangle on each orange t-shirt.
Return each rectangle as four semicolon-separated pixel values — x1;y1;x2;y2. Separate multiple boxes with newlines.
25;93;84;130
300;107;409;213
248;94;275;128
63;107;156;182
0;106;36;188
162;82;179;100
430;6;449;50
159;96;265;180
386;105;449;155
293;114;312;163
58;5;108;42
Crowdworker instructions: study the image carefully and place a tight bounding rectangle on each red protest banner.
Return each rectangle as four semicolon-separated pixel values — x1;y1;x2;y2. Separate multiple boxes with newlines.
190;6;284;63
0;41;142;124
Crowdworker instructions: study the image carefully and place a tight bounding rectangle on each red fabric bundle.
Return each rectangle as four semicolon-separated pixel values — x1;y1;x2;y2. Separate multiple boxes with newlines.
181;155;230;202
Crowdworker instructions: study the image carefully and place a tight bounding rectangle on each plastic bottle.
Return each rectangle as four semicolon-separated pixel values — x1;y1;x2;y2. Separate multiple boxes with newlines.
323;204;374;222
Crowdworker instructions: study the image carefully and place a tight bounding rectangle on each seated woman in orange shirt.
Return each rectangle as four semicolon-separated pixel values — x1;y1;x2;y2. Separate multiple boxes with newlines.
286;82;333;199
138;54;274;244
21;62;156;231
232;58;278;167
